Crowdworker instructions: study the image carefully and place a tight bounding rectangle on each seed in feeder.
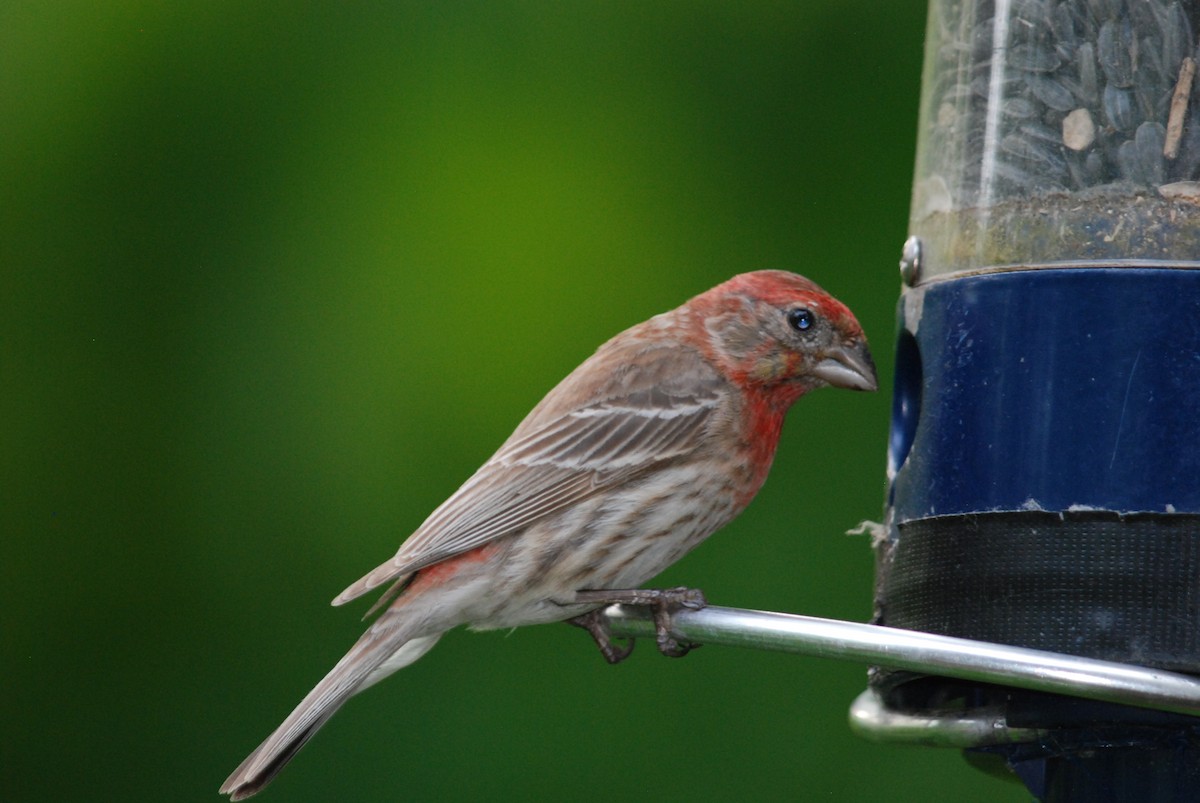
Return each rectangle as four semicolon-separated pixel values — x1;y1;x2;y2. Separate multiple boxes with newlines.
1087;0;1123;23
1165;57;1196;159
1158;180;1200;202
1010;43;1061;73
1063;108;1096;150
1051;3;1082;50
1076;42;1099;105
1135;122;1167;185
1003;97;1037;119
1161;2;1192;75
1028;73;1076;111
1098;18;1135;88
1103;83;1137;132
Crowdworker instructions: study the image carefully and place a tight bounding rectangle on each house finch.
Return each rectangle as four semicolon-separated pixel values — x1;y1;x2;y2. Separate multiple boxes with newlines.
220;270;876;799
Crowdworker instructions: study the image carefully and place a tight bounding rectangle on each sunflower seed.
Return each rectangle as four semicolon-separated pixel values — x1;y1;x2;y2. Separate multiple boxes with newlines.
1063;107;1097;150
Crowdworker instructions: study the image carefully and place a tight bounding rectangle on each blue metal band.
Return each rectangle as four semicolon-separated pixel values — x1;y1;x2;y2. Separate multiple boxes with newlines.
889;268;1200;523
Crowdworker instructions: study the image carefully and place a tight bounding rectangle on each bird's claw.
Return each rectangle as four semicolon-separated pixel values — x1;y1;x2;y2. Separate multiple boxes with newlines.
572;586;707;661
567;608;635;664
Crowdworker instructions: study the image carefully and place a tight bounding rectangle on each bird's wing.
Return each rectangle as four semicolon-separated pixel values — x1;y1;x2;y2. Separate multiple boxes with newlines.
333;341;723;606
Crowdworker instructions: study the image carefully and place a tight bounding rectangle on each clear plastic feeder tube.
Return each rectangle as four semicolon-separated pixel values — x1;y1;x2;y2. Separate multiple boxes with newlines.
910;0;1200;278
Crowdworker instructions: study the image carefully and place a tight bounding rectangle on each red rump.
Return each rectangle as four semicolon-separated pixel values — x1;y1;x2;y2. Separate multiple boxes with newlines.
408;543;501;593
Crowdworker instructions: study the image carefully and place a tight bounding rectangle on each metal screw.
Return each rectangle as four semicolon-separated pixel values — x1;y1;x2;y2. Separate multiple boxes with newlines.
899;235;922;286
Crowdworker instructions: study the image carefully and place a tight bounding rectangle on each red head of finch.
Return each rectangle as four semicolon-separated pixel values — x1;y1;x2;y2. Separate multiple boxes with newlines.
221;270;876;799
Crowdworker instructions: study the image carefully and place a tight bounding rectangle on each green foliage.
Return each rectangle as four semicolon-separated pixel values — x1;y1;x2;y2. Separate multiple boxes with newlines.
2;2;1021;801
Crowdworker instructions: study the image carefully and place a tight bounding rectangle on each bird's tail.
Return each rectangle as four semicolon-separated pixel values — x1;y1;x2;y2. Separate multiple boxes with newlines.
219;617;441;800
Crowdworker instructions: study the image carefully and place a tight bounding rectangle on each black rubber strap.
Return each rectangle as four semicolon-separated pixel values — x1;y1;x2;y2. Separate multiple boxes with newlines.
880;511;1200;672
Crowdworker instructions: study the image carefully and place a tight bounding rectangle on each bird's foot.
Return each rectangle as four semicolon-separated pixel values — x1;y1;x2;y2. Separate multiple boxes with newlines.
572;586;707;660
567;608;635;664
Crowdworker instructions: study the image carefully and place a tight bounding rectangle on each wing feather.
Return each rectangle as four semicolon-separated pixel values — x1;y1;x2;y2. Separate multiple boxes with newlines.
333;340;723;606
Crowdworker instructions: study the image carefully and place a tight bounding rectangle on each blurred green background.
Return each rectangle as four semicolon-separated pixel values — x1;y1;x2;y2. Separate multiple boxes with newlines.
3;2;1025;802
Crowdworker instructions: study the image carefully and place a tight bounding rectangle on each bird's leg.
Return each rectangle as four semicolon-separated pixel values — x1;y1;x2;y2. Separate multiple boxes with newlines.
573;587;708;659
567;608;635;664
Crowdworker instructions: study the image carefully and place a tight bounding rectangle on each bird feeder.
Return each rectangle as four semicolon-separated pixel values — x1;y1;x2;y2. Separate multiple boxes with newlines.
871;0;1200;798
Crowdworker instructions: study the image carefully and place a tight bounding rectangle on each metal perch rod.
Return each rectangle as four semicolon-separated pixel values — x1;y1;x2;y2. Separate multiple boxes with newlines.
600;603;1200;717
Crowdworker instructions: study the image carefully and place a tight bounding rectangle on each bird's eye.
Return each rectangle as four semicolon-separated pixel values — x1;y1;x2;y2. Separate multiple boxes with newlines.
786;308;814;332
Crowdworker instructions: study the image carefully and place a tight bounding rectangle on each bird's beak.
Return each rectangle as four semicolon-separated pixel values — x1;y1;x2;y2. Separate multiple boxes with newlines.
812;340;878;392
